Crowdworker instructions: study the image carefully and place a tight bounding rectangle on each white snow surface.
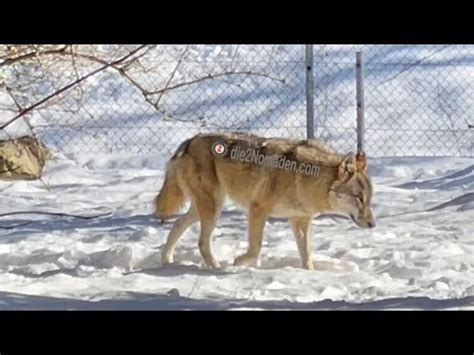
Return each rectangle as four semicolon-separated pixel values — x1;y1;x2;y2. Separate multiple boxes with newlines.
0;153;473;310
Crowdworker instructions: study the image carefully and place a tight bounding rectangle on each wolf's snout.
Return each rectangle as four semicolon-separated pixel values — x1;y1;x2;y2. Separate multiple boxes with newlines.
367;221;375;228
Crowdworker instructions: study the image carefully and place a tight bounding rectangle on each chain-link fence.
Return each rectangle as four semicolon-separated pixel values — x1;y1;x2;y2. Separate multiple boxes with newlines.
1;45;473;158
314;45;474;157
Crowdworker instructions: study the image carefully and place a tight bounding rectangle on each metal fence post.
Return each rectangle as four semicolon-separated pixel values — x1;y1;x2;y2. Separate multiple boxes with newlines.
356;51;365;153
305;45;315;139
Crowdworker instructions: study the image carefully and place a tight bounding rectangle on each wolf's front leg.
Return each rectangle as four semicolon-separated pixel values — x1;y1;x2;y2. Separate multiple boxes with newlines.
289;217;314;270
234;205;268;267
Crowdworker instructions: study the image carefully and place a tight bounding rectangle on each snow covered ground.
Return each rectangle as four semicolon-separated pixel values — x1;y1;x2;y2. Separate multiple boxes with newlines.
0;153;472;310
1;45;473;310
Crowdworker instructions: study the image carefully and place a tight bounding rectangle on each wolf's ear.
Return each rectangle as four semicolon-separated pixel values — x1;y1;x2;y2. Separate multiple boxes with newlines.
356;151;367;172
337;153;356;181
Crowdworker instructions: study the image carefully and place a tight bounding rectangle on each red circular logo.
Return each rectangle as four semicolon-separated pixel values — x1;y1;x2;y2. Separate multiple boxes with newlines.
212;141;227;156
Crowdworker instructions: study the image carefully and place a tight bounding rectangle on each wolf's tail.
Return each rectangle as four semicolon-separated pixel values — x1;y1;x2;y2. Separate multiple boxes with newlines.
154;159;186;219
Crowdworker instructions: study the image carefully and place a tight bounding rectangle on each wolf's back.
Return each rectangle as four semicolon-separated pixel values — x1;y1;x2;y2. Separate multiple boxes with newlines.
154;131;343;219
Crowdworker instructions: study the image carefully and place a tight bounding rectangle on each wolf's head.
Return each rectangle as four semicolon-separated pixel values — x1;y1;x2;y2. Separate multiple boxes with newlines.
328;152;375;228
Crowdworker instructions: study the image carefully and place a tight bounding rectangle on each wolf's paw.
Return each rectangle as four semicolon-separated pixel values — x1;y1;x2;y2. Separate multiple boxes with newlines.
161;251;174;265
233;253;258;267
303;261;314;270
204;259;221;269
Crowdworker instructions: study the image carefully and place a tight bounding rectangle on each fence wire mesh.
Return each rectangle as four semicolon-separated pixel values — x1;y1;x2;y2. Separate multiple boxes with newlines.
314;45;474;157
1;44;473;158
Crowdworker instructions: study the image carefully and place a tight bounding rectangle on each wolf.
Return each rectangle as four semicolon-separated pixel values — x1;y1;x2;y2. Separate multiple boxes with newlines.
154;132;375;270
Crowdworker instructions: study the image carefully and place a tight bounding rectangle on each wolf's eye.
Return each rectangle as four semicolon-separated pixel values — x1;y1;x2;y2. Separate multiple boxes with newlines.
358;193;364;202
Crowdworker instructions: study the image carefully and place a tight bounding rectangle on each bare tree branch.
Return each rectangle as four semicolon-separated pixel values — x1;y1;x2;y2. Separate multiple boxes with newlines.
147;70;288;96
120;44;157;70
0;45;68;68
154;45;189;108
380;45;451;85
20;47;288;118
0;80;37;137
0;45;147;132
32;47;161;109
1;45;289;139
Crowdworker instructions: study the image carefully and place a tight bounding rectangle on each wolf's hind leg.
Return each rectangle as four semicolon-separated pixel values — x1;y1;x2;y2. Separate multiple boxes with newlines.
289;217;313;270
194;192;223;269
233;204;268;267
161;204;199;265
